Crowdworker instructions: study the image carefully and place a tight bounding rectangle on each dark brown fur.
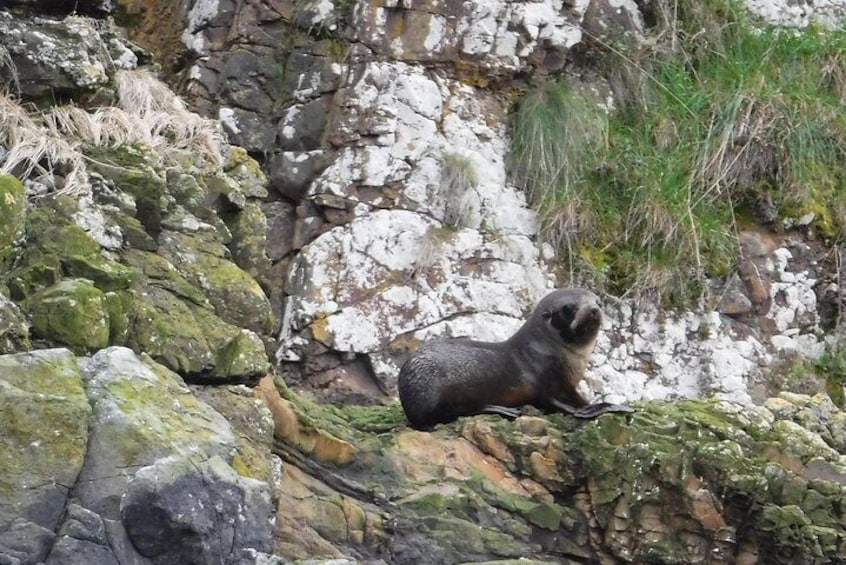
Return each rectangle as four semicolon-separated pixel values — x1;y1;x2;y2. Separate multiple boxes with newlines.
398;288;629;429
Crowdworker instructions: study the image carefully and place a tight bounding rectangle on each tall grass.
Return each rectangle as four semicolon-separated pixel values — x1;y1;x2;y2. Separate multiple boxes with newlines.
511;0;846;304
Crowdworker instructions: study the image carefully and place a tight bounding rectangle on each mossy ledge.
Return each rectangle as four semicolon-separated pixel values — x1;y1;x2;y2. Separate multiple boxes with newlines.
266;386;846;564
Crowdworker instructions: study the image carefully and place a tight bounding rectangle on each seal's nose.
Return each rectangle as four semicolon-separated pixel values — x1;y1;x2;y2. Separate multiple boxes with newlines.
572;302;602;330
585;299;601;316
586;304;601;322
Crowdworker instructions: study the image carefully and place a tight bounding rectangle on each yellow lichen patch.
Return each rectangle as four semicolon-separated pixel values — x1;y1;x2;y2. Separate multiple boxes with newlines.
256;375;356;466
393;428;540;498
231;451;251;477
528;451;565;489
689;488;727;532
388;333;422;355
453;60;491;88
461;420;515;464
310;316;333;346
273;464;384;559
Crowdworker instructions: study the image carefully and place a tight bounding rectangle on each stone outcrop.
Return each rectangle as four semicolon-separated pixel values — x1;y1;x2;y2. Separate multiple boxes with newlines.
0;8;279;562
0;347;277;565
2;1;846;564
0;349;90;561
0;5;272;381
166;0;842;407
74;347;239;517
746;0;846;27
165;0;643;401
595;233;832;406
121;454;274;565
259;384;846;564
0;9;140;98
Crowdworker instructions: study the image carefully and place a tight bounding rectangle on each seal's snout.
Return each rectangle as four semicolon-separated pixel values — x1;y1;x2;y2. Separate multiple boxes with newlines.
572;301;602;331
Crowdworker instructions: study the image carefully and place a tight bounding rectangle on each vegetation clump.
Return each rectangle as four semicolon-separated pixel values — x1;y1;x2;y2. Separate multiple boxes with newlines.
511;0;846;304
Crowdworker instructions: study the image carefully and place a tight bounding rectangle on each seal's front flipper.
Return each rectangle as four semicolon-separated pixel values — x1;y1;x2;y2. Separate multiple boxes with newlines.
481;404;523;420
572;402;634;419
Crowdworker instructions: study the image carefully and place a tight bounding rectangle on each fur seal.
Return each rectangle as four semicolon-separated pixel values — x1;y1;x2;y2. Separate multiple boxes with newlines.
398;287;632;429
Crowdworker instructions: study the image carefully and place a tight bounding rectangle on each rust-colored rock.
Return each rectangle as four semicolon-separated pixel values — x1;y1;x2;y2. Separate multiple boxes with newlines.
256;375;356;466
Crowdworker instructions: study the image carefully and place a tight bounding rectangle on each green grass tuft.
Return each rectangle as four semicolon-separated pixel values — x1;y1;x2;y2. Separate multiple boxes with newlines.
511;0;846;304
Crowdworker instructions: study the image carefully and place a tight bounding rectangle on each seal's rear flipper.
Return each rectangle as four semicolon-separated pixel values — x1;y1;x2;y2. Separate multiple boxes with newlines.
572;402;634;419
481;404;523;420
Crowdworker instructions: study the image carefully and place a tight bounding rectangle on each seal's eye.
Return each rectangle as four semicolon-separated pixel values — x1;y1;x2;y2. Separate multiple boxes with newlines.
542;310;552;320
558;304;575;318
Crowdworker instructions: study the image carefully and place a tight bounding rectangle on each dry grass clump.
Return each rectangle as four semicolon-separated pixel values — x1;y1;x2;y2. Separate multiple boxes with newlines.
439;151;480;229
0;69;223;195
0;96;88;193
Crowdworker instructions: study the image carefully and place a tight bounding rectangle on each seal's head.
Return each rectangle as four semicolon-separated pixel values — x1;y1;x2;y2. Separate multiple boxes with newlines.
537;288;603;347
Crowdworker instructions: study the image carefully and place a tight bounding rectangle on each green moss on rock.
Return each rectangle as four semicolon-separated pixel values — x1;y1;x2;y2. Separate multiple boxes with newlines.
411;514;525;560
759;504;827;561
27;278;110;352
46;223;102;258
5;199;128;299
192;384;275;484
101;369;227;451
121;249;209;306
479;476;566;531
211;327;270;379
86;146;167;237
62;254;138;292
276;379;405;443
548;399;846;564
112;213;157;251
225;201;271;286
126;285;215;375
0;174;26;274
166;169;207;210
126;282;269;380
6;260;62;300
222;146;268;198
158;231;273;334
265;385;846;562
337;403;407;434
76;347;237;505
104;289;136;345
25;203;101;258
0;349;90;528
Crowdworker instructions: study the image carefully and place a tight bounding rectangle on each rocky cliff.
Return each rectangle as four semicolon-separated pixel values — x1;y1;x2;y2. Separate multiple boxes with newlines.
2;0;846;564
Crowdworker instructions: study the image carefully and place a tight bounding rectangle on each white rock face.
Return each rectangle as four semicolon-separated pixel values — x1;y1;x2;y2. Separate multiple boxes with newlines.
181;0;220;54
352;0;592;72
589;242;826;406
592;306;764;405
277;57;557;384
279;207;553;379
744;0;846;27
311;61;540;237
270;0;831;404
